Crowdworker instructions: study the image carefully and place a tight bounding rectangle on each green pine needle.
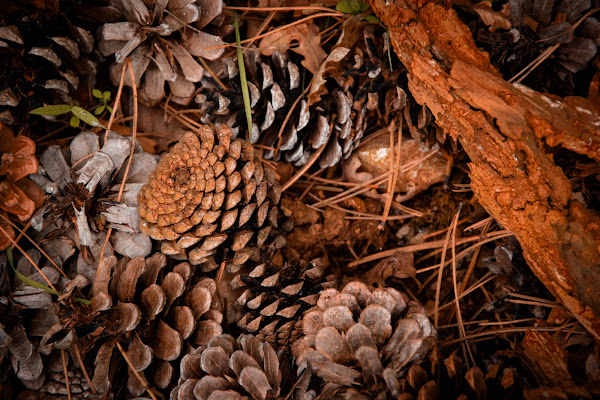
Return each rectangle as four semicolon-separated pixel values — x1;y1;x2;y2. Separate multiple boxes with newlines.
234;13;253;142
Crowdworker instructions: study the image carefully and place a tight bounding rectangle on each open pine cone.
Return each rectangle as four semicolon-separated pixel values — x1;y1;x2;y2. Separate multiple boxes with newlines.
29;130;157;283
292;281;437;398
472;0;600;96
232;257;336;352
0;2;100;125
197;19;407;169
86;253;223;397
0;122;44;250
98;0;226;106
172;333;304;400
138;124;285;273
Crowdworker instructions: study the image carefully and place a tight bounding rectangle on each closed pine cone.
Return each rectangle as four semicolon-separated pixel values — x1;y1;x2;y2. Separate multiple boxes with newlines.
196;21;406;169
172;333;303;400
292;281;437;399
138;124;284;273
86;253;223;397
232;257;336;352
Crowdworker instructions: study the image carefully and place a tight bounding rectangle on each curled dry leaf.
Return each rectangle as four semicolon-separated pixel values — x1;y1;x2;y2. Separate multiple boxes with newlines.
344;133;447;202
259;22;327;75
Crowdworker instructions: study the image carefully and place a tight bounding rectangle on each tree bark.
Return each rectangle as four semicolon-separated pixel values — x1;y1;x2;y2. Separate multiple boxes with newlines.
368;0;600;340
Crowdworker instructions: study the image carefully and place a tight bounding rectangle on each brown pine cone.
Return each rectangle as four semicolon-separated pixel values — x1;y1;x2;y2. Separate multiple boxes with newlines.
98;0;226;106
87;253;223;397
0;2;101;126
29;130;158;283
292;281;437;399
232;257;336;352
138;124;285;273
471;0;600;96
172;333;306;400
0;122;44;250
196;20;407;169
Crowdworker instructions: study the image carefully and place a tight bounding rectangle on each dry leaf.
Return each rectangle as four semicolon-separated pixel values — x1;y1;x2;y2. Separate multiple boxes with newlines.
472;1;511;32
259;22;326;75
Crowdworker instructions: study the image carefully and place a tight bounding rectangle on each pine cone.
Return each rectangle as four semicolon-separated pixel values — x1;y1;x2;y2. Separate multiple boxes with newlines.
0;2;100;126
0;122;44;250
196;21;406;169
98;0;226;106
29;130;157;283
172;333;303;400
472;0;600;96
138;125;285;273
231;257;336;352
292;281;437;398
397;349;598;400
87;253;223;397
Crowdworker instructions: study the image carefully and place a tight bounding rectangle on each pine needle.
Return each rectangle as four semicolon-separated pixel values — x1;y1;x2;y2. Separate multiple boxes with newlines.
234;13;253;141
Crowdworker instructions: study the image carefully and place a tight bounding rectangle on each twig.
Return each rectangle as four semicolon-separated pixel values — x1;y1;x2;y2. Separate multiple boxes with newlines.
348;230;512;268
115;342;158;400
61;349;72;400
73;343;97;394
99;57;139;265
0;225;58;291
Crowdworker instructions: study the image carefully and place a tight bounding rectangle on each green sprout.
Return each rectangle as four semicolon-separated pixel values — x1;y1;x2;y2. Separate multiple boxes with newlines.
30;102;106;129
92;89;114;116
336;0;379;22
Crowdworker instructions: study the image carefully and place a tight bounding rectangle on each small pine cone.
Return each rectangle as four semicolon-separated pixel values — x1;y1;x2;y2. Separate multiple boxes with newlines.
87;253;223;397
172;333;301;400
0;3;99;126
0;123;44;250
98;0;226;106
292;281;437;398
197;22;405;169
138;125;284;273
29;130;158;283
231;258;336;352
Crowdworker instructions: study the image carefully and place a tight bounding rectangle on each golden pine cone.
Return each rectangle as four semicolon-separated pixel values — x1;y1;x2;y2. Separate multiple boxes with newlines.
232;258;336;352
138;125;283;273
292;281;437;398
172;334;304;400
86;253;223;397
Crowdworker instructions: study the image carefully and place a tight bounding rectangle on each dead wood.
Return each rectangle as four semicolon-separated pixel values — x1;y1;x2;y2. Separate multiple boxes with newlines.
367;0;600;340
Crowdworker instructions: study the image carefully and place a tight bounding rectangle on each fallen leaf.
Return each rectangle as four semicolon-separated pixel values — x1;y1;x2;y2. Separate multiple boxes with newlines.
259;22;326;75
472;1;511;32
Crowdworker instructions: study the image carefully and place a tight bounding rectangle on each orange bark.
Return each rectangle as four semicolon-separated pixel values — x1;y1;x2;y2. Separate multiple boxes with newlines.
368;0;600;340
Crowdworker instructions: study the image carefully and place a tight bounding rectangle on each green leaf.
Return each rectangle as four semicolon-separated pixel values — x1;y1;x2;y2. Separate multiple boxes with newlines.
71;106;103;127
358;0;370;11
7;247;61;297
30;104;72;116
92;89;103;99
94;105;105;115
70;115;80;128
106;105;113;113
234;13;253;142
103;91;111;100
364;14;380;22
336;0;360;14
